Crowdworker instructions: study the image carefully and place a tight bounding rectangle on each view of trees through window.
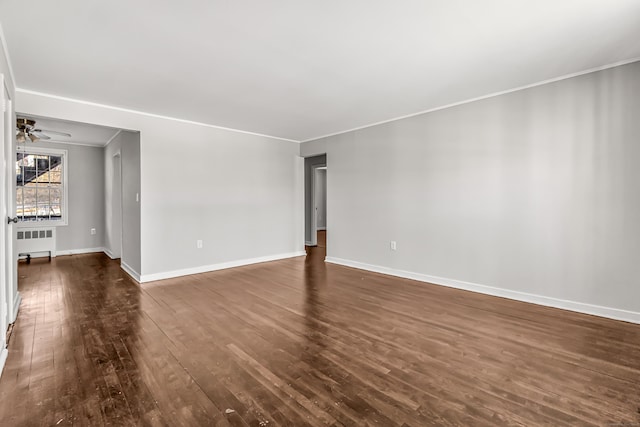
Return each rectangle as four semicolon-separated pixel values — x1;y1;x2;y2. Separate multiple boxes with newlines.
16;153;64;222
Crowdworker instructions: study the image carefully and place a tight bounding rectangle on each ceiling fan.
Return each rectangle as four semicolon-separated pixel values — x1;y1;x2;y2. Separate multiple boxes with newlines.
16;118;72;143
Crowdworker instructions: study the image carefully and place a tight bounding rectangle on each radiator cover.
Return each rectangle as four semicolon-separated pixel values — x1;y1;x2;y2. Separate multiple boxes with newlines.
16;227;56;258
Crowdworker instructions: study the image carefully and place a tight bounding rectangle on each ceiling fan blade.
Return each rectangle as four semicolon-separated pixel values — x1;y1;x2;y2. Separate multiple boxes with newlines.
33;129;72;138
30;132;51;141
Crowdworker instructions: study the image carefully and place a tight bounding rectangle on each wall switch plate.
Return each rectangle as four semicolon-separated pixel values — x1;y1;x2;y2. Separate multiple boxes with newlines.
136;193;140;202
91;228;96;235
196;240;203;249
390;241;397;251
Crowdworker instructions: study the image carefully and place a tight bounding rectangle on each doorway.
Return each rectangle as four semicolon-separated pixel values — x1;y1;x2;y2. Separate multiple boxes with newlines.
315;167;327;248
111;152;123;259
304;154;326;248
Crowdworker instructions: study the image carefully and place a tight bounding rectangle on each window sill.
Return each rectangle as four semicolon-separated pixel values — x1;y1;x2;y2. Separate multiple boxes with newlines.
17;221;68;228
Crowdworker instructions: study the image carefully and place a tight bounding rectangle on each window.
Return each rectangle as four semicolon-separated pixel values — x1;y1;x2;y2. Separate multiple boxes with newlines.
15;147;68;225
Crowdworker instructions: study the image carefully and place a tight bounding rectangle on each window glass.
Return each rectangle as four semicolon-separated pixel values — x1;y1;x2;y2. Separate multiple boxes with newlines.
16;152;65;223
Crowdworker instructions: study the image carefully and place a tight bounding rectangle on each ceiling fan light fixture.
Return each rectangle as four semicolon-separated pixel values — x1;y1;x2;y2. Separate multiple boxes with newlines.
16;117;72;143
16;118;36;129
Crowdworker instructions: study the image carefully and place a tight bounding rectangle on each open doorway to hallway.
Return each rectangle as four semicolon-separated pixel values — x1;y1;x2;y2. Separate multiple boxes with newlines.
304;154;326;249
109;151;123;259
315;166;327;249
316;229;326;248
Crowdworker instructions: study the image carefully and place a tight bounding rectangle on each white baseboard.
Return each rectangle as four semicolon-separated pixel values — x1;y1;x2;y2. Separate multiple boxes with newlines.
103;248;116;259
305;241;314;246
325;257;640;325
140;251;307;283
121;261;141;283
317;227;326;231
56;247;105;256
11;292;21;323
0;346;7;380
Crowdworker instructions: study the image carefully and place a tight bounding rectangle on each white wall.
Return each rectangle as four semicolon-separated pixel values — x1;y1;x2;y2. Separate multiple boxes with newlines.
303;61;640;323
16;91;304;282
23;141;106;253
104;130;141;277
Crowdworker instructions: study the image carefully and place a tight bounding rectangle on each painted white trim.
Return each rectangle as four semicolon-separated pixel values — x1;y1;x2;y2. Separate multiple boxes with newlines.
325;257;640;325
301;57;640;143
140;251;307;283
103;248;116;259
56;247;105;256
16;145;67;156
16;89;299;143
305;241;314;246
38;139;109;148
309;163;326;247
0;22;16;93
111;151;123;261
296;155;305;252
10;292;20;323
317;227;326;231
121;261;140;283
20;113;123;147
16;59;640;146
0;346;7;379
104;129;123;146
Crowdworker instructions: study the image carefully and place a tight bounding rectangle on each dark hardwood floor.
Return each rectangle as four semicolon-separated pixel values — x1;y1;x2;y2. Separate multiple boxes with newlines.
317;230;326;248
1;236;639;426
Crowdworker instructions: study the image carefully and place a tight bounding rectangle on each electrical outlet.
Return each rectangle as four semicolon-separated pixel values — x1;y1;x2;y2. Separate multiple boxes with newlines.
196;240;203;249
390;241;397;251
91;228;96;235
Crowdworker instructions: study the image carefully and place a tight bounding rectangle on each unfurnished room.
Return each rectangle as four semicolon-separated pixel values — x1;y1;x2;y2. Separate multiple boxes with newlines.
0;1;639;426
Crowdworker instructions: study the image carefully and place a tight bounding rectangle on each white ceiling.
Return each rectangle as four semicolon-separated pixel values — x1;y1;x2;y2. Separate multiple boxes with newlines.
2;0;639;142
19;114;121;147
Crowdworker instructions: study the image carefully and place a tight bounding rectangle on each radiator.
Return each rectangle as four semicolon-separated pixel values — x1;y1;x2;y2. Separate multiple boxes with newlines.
17;227;56;259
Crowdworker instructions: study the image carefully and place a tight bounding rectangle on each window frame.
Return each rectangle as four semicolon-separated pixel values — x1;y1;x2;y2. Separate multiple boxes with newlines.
16;145;69;227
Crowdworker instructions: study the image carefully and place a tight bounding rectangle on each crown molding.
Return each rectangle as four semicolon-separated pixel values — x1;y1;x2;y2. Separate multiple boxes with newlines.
16;88;301;143
301;57;640;143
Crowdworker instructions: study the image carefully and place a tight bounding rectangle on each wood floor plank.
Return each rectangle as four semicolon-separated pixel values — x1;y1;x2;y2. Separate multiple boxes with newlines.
1;233;639;425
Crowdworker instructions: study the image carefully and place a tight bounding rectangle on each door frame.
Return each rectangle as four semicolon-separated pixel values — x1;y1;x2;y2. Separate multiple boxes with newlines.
308;163;326;247
315;167;327;232
1;73;19;332
0;74;7;351
112;151;123;259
